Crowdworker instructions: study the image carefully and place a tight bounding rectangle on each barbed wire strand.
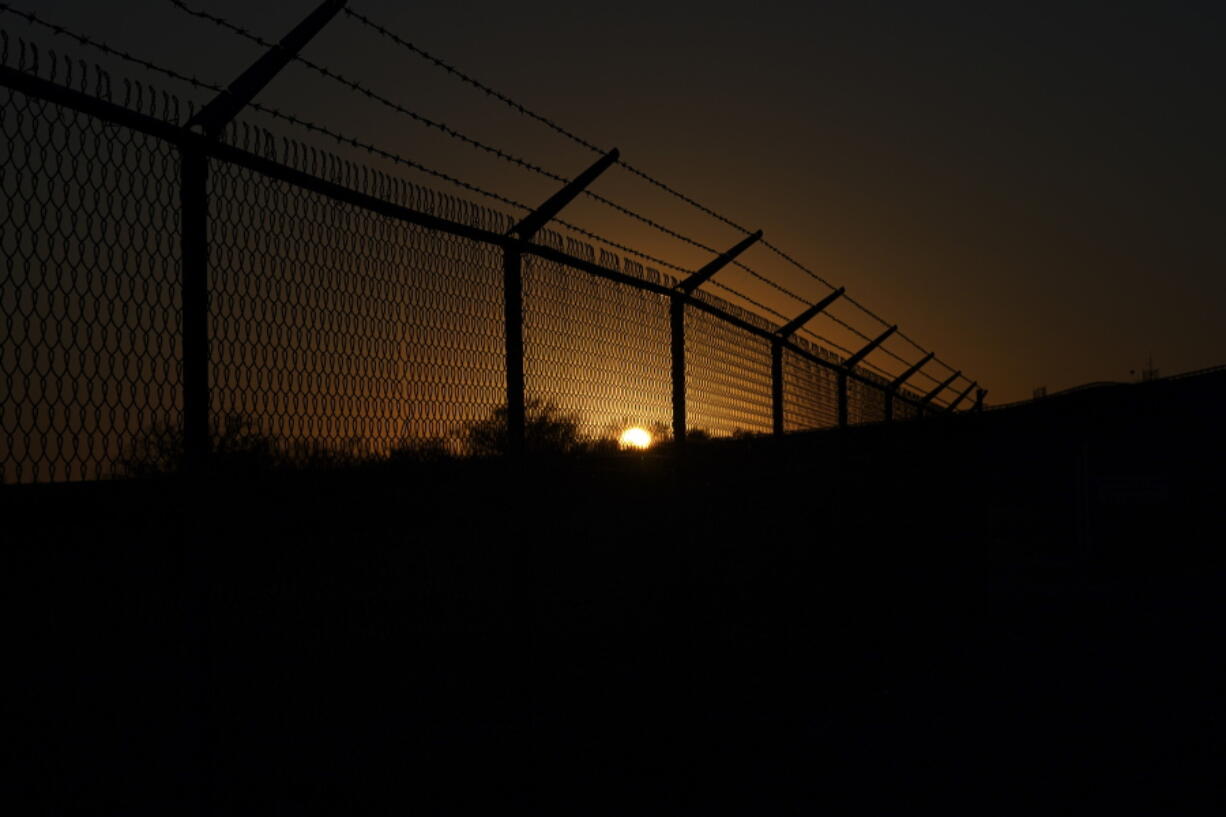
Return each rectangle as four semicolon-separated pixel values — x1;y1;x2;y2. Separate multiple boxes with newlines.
165;0;913;371
164;1;758;267
341;5;962;374
0;5;544;210
0;2;224;100
1;2;950;388
0;2;790;333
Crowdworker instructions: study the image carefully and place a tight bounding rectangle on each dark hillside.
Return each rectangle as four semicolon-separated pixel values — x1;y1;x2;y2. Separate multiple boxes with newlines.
4;367;1224;813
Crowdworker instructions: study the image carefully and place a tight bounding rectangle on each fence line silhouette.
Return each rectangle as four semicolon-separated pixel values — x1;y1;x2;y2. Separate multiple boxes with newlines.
168;0;974;390
1;29;970;485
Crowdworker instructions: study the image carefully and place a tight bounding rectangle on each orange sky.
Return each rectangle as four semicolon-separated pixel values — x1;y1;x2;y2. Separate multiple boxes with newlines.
17;0;1226;404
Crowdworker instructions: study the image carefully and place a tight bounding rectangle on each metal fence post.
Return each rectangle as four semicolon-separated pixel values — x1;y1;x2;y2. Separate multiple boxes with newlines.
503;243;526;456
887;352;934;423
502;148;619;456
670;294;687;446
180;148;210;473
946;380;977;413
841;325;896;426
671;229;763;447
773;287;845;434
837;369;849;428
919;369;962;413
174;0;349;473
770;340;784;437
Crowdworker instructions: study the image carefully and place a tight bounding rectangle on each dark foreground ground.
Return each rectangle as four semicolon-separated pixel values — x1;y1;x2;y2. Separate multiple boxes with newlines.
5;370;1225;814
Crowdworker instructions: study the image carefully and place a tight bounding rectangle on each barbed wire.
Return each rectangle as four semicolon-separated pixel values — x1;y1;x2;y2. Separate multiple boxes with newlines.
341;4;961;376
166;1;787;277
165;0;926;372
0;2;951;388
341;7;603;151
0;3;542;213
0;0;813;343
0;1;222;100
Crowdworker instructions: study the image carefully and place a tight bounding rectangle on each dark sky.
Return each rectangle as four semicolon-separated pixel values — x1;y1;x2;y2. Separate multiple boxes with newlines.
12;0;1226;403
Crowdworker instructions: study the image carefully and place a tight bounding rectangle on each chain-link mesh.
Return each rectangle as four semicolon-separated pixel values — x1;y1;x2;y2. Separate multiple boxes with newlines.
893;395;921;421
684;289;774;437
1;77;182;484
782;347;840;432
847;375;887;425
522;234;672;445
0;43;945;483
207;126;509;460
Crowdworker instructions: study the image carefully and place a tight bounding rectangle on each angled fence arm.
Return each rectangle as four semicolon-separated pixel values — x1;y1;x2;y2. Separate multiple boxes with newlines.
510;149;620;241
884;351;934;422
180;0;346;473
671;231;763;445
890;352;935;392
503;150;619;455
838;325;895;427
845;325;897;370
676;230;763;294
771;287;844;437
946;380;978;413
776;287;845;339
919;370;962;412
188;0;348;137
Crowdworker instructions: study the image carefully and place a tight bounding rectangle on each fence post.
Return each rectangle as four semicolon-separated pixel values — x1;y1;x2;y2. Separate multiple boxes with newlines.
502;149;620;454
503;243;526;456
919;369;962;413
180;149;210;472
671;295;687;446
885;351;934;423
770;340;784;437
837;370;849;428
176;0;349;473
672;230;763;446
773;287;844;437
945;380;977;413
842;325;896;425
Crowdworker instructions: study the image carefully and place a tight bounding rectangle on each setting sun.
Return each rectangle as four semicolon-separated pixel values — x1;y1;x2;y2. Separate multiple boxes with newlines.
619;427;653;450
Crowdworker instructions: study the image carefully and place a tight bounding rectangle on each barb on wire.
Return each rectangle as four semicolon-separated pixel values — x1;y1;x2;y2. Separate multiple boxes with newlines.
169;1;760;270
5;0;970;394
0;1;223;102
0;1;806;353
168;0;963;385
342;6;604;153
0;2;539;215
340;4;966;383
169;2;566;179
2;1;706;290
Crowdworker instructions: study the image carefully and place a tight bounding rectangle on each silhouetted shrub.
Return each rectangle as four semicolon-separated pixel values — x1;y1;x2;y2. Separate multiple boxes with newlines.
118;414;278;477
281;436;372;470
464;400;582;456
390;436;455;464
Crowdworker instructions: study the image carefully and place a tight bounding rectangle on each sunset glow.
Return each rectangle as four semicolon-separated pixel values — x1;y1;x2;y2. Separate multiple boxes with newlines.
619;427;652;450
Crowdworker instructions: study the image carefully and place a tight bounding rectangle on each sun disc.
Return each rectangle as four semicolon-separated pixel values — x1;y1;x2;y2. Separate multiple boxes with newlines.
619;426;652;450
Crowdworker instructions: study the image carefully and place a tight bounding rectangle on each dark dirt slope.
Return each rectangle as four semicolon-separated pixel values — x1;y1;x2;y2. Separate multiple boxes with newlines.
4;368;1224;814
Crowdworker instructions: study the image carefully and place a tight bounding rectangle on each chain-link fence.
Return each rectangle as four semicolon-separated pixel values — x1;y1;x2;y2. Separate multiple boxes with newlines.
1;47;938;485
1;72;183;483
